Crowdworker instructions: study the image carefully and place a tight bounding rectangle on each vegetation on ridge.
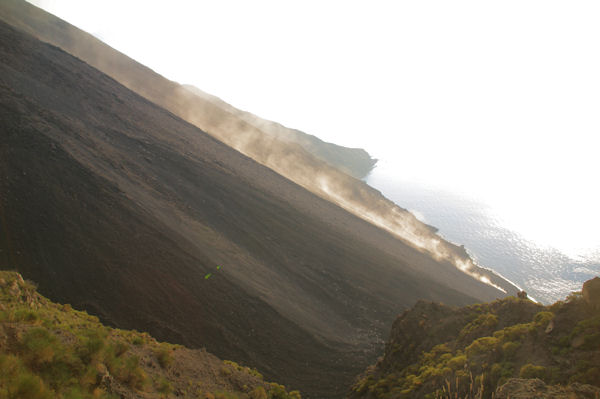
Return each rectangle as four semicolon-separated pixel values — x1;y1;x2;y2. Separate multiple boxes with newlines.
350;290;600;399
0;271;301;399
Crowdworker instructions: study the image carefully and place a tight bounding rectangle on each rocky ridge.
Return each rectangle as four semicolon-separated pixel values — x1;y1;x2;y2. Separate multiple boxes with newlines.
349;279;600;399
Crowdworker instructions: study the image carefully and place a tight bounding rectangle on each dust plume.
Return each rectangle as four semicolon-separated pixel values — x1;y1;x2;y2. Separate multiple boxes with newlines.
175;89;510;293
315;175;507;293
127;84;514;295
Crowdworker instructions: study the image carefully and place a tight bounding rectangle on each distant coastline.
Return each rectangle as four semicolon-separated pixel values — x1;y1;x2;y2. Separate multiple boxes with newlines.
367;164;600;304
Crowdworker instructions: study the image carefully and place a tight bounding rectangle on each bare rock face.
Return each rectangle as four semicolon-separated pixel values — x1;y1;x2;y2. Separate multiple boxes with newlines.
582;277;600;310
495;378;600;399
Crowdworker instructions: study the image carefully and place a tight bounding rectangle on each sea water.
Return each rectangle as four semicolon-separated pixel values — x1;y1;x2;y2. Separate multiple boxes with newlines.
367;162;600;304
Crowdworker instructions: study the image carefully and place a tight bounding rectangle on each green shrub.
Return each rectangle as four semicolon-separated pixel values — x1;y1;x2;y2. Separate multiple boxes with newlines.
112;355;147;389
156;376;173;395
249;386;268;399
459;313;498;340
154;345;173;369
501;341;520;359
533;312;554;327
20;328;59;368
490;362;514;386
466;336;499;357
269;382;290;399
519;364;546;379
497;323;530;342
112;341;129;357
0;353;22;375
63;386;95;399
582;332;600;350
223;360;264;380
77;330;105;364
11;373;53;399
421;344;451;364
13;309;40;323
566;291;582;303
576;367;600;385
79;364;101;389
447;355;467;370
571;316;600;337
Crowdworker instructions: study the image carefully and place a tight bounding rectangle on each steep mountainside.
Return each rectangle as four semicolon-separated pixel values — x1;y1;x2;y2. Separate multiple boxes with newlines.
0;0;375;180
0;21;511;398
349;279;600;399
0;271;300;399
0;0;517;297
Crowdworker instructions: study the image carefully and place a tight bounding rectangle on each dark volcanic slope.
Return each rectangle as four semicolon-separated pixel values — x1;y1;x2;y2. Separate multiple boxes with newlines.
1;21;504;398
0;0;518;299
0;0;376;180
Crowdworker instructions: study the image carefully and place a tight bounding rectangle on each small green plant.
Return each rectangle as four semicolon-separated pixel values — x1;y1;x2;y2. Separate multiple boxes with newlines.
466;336;499;357
20;327;59;368
459;313;498;341
77;330;105;364
13;308;40;323
269;383;290;399
10;373;53;399
112;341;129;357
110;355;147;389
249;386;268;399
501;341;520;359
447;355;467;370
156;376;174;396
533;311;554;326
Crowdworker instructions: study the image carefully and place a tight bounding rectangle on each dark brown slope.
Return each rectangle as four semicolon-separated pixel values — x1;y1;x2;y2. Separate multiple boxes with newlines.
0;0;518;299
1;21;504;398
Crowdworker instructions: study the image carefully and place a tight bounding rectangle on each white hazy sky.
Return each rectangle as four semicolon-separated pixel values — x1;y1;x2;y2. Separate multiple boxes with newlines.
27;0;600;256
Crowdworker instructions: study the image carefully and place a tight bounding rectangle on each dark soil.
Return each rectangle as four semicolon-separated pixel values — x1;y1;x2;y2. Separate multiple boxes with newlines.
0;19;506;398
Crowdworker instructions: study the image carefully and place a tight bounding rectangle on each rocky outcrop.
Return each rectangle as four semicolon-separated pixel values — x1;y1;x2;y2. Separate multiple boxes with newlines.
495;378;600;399
0;271;40;309
582;277;600;310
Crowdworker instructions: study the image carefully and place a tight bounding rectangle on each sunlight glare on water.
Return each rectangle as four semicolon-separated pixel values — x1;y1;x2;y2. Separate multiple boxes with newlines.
367;157;600;303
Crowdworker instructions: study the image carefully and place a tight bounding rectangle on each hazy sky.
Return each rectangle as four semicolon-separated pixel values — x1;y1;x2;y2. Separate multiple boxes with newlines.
27;0;600;256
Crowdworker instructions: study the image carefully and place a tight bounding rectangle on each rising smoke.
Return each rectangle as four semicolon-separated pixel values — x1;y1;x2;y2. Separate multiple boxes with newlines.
172;85;510;294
